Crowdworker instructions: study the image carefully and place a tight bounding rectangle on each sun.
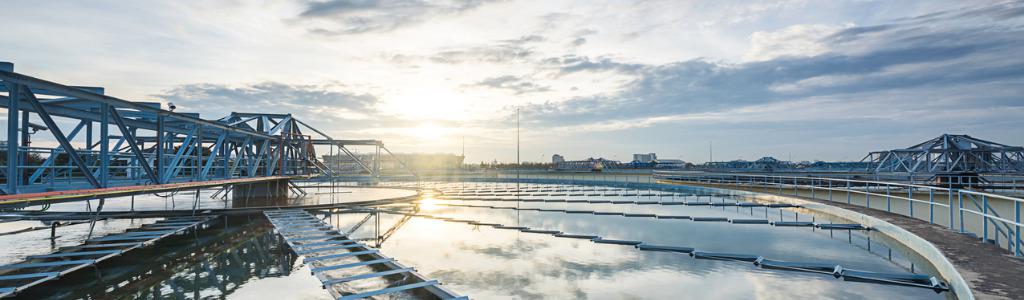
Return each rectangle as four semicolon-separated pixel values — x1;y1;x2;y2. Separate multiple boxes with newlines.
411;123;446;139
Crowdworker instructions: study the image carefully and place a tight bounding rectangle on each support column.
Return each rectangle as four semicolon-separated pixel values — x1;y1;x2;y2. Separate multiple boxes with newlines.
100;103;109;187
156;114;164;184
220;139;229;178
20;110;29;185
85;121;93;150
6;84;20;193
195;125;202;180
231;178;289;205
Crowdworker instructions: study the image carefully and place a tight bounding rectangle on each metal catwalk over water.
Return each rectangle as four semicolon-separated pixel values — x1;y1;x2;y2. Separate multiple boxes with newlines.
263;209;465;300
0;62;407;205
0;216;216;298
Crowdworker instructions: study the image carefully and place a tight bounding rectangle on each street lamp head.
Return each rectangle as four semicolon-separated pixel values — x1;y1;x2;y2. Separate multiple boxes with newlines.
26;122;48;133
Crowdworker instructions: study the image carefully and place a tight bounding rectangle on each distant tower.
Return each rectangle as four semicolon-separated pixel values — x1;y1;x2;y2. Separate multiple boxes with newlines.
552;154;565;163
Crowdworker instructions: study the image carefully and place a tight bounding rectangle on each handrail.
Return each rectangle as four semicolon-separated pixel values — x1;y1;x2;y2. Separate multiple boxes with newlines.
652;171;1024;256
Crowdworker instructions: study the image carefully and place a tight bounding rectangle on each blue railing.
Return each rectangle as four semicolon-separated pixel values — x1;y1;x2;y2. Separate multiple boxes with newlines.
652;171;1024;256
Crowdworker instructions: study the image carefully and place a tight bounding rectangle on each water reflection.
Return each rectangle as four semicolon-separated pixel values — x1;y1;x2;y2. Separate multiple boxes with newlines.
2;182;956;299
15;217;327;300
375;218;947;299
347;182;951;300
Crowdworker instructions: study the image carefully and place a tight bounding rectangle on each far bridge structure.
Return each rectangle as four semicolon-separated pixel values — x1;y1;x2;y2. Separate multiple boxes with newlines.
864;134;1024;174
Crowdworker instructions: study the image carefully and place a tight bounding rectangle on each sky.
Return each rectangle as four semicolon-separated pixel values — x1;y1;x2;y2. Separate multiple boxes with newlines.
2;0;1023;163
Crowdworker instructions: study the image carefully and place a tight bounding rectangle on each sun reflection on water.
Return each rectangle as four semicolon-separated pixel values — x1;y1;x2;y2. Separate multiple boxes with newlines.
418;197;441;211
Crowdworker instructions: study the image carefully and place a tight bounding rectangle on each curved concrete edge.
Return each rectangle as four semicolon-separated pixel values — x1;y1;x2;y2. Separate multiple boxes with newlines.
733;192;974;300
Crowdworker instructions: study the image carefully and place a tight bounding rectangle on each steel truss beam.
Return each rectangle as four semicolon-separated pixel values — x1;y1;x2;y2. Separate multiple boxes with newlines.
2;63;397;195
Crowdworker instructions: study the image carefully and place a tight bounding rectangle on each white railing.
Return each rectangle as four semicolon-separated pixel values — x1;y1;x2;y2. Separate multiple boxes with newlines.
653;171;1023;256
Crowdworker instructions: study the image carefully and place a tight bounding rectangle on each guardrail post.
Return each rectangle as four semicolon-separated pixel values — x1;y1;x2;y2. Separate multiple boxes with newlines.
847;181;851;204
958;192;965;233
909;188;917;219
866;182;871;209
886;185;891;212
1016;201;1021;256
811;177;816;199
983;195;989;243
948;190;954;230
929;189;935;224
827;180;832;201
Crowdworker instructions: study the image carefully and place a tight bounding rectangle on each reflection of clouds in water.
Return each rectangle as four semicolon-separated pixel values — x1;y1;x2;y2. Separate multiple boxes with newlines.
379;185;945;299
456;239;549;259
438;202;905;273
577;268;747;299
744;272;873;300
427;269;546;299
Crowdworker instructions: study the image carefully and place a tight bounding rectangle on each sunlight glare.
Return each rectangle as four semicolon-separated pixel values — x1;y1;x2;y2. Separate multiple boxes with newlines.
418;197;441;211
412;123;445;139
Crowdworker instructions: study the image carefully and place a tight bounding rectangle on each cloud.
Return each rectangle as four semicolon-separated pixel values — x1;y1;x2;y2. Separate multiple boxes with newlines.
429;35;542;64
570;37;587;47
295;0;499;35
154;82;380;120
471;75;551;94
745;24;846;61
523;1;1024;131
541;55;646;76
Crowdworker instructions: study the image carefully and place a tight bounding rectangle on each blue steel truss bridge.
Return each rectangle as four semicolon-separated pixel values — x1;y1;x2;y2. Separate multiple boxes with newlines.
0;61;406;206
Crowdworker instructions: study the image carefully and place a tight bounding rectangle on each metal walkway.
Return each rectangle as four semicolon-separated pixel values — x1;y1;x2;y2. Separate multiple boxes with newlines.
0;216;217;298
263;209;465;300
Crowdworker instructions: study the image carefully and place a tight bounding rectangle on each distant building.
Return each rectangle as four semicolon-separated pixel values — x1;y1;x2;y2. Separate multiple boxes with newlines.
703;156;868;172
552;154;565;164
654;159;685;169
633;153;657;163
553;157;621;171
705;156;792;171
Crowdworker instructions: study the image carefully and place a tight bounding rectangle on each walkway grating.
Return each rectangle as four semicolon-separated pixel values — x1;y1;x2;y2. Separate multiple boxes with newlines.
0;216;216;298
263;209;465;300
